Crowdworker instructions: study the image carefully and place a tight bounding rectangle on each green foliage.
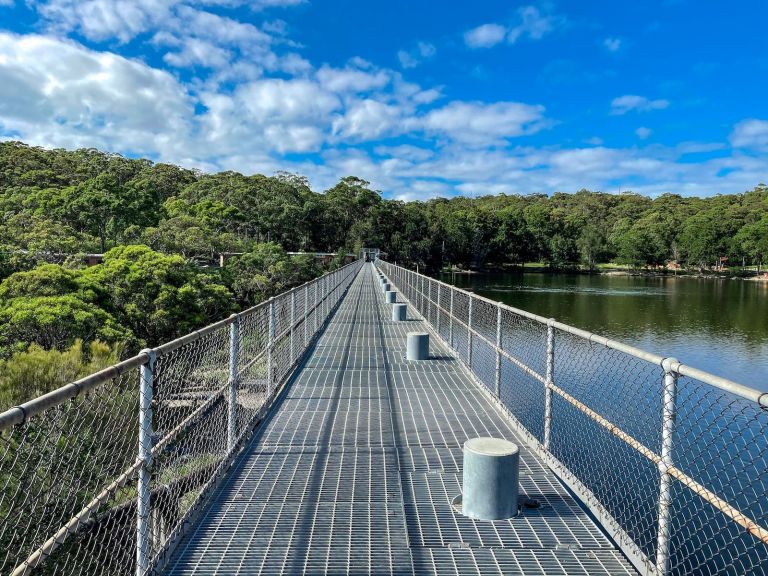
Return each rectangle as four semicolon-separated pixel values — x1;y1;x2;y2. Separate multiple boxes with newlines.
82;245;235;344
0;295;131;353
0;340;120;407
0;141;766;371
223;243;320;306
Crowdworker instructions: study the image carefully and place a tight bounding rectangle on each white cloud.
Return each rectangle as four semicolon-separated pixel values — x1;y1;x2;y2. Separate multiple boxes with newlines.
4;7;765;202
316;63;391;93
35;0;176;42
507;6;557;44
397;41;436;69
163;37;232;68
0;32;193;156
464;6;561;49
610;94;670;115
636;126;652;140
332;99;402;140
730;119;768;150
464;23;507;48
603;37;622;52
422;101;550;145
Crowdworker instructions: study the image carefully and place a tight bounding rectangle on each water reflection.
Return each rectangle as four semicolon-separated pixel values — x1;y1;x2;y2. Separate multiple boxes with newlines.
441;272;768;391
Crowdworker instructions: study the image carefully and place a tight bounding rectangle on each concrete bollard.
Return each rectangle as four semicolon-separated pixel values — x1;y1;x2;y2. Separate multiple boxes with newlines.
392;303;407;321
382;282;390;293
406;332;429;360
385;291;397;303
460;437;519;520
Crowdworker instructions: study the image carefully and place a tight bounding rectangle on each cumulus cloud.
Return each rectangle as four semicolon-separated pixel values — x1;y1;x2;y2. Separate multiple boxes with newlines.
332;99;403;140
397;41;436;69
464;24;507;49
730;119;768;151
316;62;391;93
464;6;561;49
4;2;765;202
0;32;193;156
422;101;551;145
610;94;669;115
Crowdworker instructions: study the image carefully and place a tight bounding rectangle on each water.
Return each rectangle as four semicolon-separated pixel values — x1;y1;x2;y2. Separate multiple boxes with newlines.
430;269;768;573
440;271;768;392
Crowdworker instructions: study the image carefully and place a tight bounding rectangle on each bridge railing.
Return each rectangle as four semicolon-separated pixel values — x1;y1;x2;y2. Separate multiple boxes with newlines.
377;260;768;576
0;259;363;576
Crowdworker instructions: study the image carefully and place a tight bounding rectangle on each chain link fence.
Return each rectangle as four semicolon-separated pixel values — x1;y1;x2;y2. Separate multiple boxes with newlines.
378;260;768;576
0;259;362;576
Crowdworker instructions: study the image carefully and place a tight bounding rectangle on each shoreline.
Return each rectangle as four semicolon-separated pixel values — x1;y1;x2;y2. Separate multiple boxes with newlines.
440;266;768;281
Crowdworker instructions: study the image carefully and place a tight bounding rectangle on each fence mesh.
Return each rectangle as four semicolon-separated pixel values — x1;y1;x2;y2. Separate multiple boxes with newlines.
0;260;362;576
378;260;768;576
0;370;140;575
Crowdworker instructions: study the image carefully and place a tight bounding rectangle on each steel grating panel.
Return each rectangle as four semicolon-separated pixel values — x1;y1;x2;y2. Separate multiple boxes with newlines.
403;472;615;550
164;264;636;575
213;447;402;503
409;549;636;576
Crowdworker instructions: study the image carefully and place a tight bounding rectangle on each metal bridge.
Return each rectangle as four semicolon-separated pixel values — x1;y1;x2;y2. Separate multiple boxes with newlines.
1;259;767;576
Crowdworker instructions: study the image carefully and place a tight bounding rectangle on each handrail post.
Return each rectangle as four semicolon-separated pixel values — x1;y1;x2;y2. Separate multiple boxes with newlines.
228;314;239;452
449;289;454;349
303;285;309;347
495;306;502;398
290;291;296;364
656;358;678;576
467;296;473;368
436;284;442;335
267;299;275;396
544;320;555;451
137;349;156;576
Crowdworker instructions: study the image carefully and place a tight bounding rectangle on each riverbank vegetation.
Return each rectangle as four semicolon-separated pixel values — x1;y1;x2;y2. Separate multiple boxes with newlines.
1;140;767;403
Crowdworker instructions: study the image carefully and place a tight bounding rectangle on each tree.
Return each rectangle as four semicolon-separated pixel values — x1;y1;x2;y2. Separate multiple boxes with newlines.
735;216;768;273
0;295;132;353
0;340;121;408
222;243;319;307
82;245;234;344
577;225;605;270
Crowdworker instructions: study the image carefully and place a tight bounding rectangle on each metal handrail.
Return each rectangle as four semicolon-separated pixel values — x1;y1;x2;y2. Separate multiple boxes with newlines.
377;259;768;576
3;258;363;576
382;263;767;407
0;259;362;432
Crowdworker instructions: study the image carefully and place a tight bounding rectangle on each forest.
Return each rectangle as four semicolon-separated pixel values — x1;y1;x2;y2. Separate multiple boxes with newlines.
1;140;767;406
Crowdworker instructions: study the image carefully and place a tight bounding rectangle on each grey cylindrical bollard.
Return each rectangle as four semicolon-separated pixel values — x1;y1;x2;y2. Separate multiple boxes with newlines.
406;332;429;360
392;303;407;321
461;437;519;520
382;282;390;293
385;290;396;303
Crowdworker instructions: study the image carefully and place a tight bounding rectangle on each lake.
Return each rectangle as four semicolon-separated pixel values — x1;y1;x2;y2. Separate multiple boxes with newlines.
439;271;768;392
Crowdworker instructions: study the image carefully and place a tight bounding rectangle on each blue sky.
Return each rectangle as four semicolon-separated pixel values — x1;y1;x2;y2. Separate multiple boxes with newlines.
0;0;767;199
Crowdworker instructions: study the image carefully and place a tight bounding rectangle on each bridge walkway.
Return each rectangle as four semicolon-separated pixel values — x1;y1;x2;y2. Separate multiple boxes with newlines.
164;263;636;575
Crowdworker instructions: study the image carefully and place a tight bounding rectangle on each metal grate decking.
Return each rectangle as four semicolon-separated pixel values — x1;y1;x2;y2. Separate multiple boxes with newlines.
164;264;637;575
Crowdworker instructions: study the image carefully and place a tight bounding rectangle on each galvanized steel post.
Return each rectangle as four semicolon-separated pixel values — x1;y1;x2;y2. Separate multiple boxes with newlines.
267;299;276;396
544;320;555;451
419;273;424;315
137;349;156;576
655;358;678;576
448;289;454;349
313;279;319;334
495;306;502;398
290;291;296;364
227;314;239;452
303;285;309;346
467;296;473;368
436;284;442;335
